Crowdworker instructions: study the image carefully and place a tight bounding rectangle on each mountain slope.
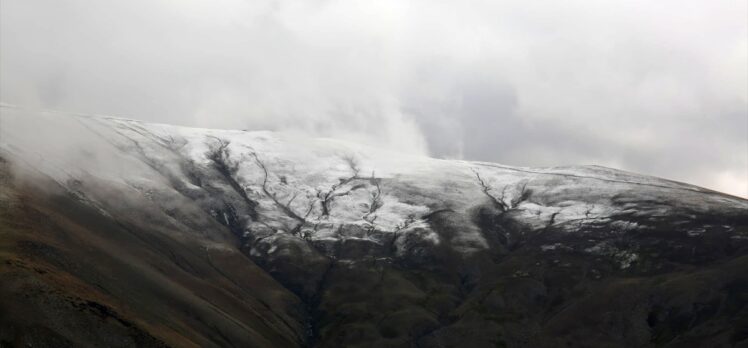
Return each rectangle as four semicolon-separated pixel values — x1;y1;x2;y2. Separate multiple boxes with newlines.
1;106;747;347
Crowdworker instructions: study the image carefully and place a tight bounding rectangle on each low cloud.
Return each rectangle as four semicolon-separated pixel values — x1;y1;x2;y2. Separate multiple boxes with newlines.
1;0;746;196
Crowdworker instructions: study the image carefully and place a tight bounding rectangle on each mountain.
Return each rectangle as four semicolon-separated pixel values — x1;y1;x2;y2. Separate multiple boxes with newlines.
1;106;747;347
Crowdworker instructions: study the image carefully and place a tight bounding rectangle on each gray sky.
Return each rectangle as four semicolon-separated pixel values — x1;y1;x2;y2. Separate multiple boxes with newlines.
1;0;746;197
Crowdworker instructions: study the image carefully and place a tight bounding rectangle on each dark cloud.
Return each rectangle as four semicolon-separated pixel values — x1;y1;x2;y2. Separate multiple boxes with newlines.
1;0;745;196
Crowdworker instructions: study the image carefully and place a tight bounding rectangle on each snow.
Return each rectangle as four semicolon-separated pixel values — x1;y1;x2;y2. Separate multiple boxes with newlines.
2;105;747;260
584;242;640;269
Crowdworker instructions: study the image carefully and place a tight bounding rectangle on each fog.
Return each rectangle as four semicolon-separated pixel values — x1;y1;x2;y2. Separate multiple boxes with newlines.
1;0;746;197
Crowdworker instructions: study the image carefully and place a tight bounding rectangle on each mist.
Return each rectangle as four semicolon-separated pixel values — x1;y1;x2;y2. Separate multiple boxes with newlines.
1;0;746;197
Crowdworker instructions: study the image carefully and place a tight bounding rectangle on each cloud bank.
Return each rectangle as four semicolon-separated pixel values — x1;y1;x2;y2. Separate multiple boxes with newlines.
1;0;746;196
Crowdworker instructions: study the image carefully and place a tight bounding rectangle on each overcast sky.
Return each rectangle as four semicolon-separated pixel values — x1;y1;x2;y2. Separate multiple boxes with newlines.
1;0;746;197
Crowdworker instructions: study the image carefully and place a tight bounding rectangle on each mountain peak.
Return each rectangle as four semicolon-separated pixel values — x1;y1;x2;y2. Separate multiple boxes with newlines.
1;107;747;347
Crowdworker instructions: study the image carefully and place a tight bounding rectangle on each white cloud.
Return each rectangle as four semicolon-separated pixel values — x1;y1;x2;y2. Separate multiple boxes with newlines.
1;0;745;196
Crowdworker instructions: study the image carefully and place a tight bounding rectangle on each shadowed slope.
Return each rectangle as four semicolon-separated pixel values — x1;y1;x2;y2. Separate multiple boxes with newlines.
1;109;747;347
0;157;304;347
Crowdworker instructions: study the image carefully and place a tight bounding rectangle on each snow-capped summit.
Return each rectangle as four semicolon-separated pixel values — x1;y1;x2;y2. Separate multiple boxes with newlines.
1;106;746;347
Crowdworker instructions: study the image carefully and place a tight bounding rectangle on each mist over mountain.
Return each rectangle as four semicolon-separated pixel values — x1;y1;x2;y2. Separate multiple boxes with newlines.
1;108;746;347
2;0;746;197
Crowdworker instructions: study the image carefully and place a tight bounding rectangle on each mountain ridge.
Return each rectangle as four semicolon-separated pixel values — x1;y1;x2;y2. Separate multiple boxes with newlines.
0;103;733;196
1;107;746;347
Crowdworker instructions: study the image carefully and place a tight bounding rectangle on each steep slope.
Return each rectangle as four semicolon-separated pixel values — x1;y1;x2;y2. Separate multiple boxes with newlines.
1;106;747;347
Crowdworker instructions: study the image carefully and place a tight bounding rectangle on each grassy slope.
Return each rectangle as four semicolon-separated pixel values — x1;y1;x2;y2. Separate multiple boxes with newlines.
1;151;747;347
0;158;304;347
303;208;748;347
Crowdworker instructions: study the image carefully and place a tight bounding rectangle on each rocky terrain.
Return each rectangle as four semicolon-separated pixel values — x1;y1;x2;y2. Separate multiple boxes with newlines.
1;105;747;347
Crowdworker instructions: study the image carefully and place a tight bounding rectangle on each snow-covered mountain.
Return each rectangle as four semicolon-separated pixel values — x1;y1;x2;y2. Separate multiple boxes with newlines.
1;106;747;347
